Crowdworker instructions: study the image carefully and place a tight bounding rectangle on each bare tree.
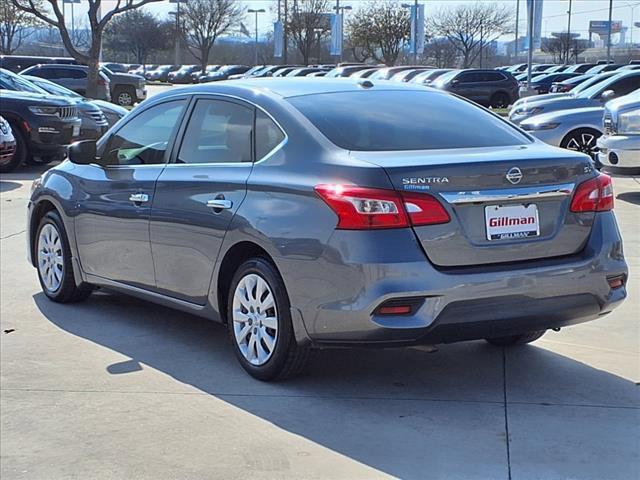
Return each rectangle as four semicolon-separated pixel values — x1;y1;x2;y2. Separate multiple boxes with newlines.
180;0;244;71
10;0;162;97
0;0;42;54
431;2;513;68
105;10;170;65
424;37;458;68
347;1;409;66
286;0;330;65
542;34;588;64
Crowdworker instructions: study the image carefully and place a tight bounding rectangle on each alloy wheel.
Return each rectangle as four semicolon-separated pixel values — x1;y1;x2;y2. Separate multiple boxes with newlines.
117;92;133;106
564;132;599;158
37;223;64;293
232;273;278;366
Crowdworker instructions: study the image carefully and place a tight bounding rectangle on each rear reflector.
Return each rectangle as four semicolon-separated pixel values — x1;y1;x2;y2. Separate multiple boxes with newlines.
374;297;425;316
607;275;625;289
315;184;450;230
378;305;412;315
570;174;614;213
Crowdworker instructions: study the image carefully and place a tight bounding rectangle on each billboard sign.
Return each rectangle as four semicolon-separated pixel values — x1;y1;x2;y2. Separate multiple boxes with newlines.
589;21;623;35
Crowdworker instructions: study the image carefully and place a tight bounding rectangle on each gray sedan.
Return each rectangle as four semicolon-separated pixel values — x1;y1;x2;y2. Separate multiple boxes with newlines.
27;78;628;380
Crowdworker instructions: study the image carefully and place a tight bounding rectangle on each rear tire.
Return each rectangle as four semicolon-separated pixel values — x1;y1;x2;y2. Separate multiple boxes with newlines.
0;121;29;173
35;211;92;303
227;257;310;381
485;330;546;346
489;92;511;109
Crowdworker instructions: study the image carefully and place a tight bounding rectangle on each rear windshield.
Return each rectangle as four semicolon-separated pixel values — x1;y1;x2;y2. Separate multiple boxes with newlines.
288;90;530;151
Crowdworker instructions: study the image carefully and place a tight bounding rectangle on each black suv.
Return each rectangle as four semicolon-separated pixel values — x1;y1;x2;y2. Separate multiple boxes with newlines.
0;89;80;172
433;69;520;108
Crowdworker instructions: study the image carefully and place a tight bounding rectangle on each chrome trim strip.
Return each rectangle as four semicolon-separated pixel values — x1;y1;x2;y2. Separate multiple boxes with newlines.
440;183;575;205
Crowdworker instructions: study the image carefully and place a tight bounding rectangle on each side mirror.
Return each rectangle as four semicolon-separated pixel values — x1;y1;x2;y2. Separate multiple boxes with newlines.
450;79;459;85
600;89;615;101
68;140;98;165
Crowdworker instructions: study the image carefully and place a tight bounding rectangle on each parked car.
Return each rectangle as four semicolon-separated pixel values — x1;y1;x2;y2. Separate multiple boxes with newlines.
285;67;329;77
530;64;558;73
100;63;128;73
432;69;519;108
0;115;16;172
369;66;427;81
1;69;108;142
168;66;201;84
545;65;569;73
128;64;155;76
99;65;147;106
192;65;220;83
549;73;595;93
391;68;432;82
325;65;378;78
28;78;627;380
0;55;78;73
19;64;111;101
350;67;381;79
250;65;299;77
528;71;621;101
598;91;640;172
410;68;453;85
23;74;127;130
564;63;598;73
520;106;605;161
272;67;300;78
0;89;80;172
585;64;624;75
504;63;528;72
228;65;268;80
525;72;581;94
200;65;251;82
145;65;180;82
509;71;640;125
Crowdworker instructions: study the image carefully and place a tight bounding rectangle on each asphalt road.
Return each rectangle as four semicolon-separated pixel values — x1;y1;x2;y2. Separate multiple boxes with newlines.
1;164;639;479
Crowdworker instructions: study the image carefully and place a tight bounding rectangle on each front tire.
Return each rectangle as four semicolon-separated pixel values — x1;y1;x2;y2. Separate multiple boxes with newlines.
227;258;310;381
485;330;546;346
489;92;511;109
35;211;92;303
560;128;601;160
113;86;135;107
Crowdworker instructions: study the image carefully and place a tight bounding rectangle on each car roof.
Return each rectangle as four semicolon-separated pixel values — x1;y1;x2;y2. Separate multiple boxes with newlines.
154;78;440;101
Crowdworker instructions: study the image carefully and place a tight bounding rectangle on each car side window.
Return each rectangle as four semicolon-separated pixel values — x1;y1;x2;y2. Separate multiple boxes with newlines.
176;99;253;164
35;68;56;79
68;69;87;79
604;77;640;98
484;72;504;82
255;110;285;160
103;100;186;166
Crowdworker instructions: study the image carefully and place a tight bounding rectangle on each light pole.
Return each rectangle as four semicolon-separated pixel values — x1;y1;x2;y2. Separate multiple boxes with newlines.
607;0;613;63
248;9;265;66
515;0;520;58
169;0;183;66
401;1;419;64
566;0;572;63
626;2;640;45
332;2;352;63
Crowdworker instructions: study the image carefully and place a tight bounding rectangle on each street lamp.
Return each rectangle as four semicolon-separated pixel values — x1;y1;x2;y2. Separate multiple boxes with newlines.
332;3;352;63
248;9;266;66
626;2;640;46
169;0;184;66
401;1;419;64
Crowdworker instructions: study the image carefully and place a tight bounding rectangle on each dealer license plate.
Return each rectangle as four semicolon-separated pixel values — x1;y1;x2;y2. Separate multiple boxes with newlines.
485;204;540;241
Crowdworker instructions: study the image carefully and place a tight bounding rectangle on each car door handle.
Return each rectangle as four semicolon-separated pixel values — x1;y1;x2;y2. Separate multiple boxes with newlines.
207;199;233;210
129;193;149;204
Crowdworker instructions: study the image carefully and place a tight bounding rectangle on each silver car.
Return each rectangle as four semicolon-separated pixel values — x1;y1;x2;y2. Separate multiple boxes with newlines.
597;92;640;171
519;106;604;160
27;79;628;380
509;71;640;124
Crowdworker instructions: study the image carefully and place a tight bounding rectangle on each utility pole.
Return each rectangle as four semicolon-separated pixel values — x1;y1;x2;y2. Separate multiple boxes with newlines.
479;23;483;68
566;0;572;64
333;2;352;63
283;0;288;64
175;0;181;66
515;0;519;58
607;0;613;62
248;9;266;66
401;1;419;64
526;0;534;92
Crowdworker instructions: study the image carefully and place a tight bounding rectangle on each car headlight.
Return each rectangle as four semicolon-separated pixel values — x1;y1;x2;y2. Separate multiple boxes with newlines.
30;176;42;195
521;122;560;131
517;106;543;116
28;106;58;116
618;109;640;135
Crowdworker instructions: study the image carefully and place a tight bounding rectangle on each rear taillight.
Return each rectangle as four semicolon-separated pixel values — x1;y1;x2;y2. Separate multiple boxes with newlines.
97;77;107;86
570;174;614;213
314;184;450;230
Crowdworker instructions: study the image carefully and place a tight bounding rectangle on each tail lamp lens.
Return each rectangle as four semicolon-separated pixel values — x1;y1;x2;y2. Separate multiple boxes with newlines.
570;174;614;213
315;184;450;230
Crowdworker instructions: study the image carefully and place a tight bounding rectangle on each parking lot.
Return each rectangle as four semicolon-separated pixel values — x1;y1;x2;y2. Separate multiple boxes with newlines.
1;162;638;478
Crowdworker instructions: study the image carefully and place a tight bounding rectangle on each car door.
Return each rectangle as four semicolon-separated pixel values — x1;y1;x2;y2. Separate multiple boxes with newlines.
150;96;260;304
451;72;484;103
74;98;187;288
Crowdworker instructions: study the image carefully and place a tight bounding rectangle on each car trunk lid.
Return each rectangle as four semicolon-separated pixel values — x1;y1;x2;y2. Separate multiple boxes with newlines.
351;144;597;267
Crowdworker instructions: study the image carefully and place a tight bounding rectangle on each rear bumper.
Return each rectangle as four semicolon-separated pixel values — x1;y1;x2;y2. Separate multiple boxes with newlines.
282;211;627;346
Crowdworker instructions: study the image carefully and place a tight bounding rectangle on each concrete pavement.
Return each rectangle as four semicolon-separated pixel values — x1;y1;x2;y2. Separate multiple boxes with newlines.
1;166;638;480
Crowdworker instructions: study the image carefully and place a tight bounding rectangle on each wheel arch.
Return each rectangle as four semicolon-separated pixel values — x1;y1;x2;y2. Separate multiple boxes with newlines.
28;199;58;267
560;126;603;147
216;241;278;324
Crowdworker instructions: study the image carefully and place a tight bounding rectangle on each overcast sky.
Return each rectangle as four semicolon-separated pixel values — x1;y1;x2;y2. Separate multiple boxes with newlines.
66;1;640;43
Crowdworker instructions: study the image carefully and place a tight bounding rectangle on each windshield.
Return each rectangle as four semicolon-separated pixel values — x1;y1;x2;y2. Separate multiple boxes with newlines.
288;90;530;151
0;69;47;94
432;70;459;86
